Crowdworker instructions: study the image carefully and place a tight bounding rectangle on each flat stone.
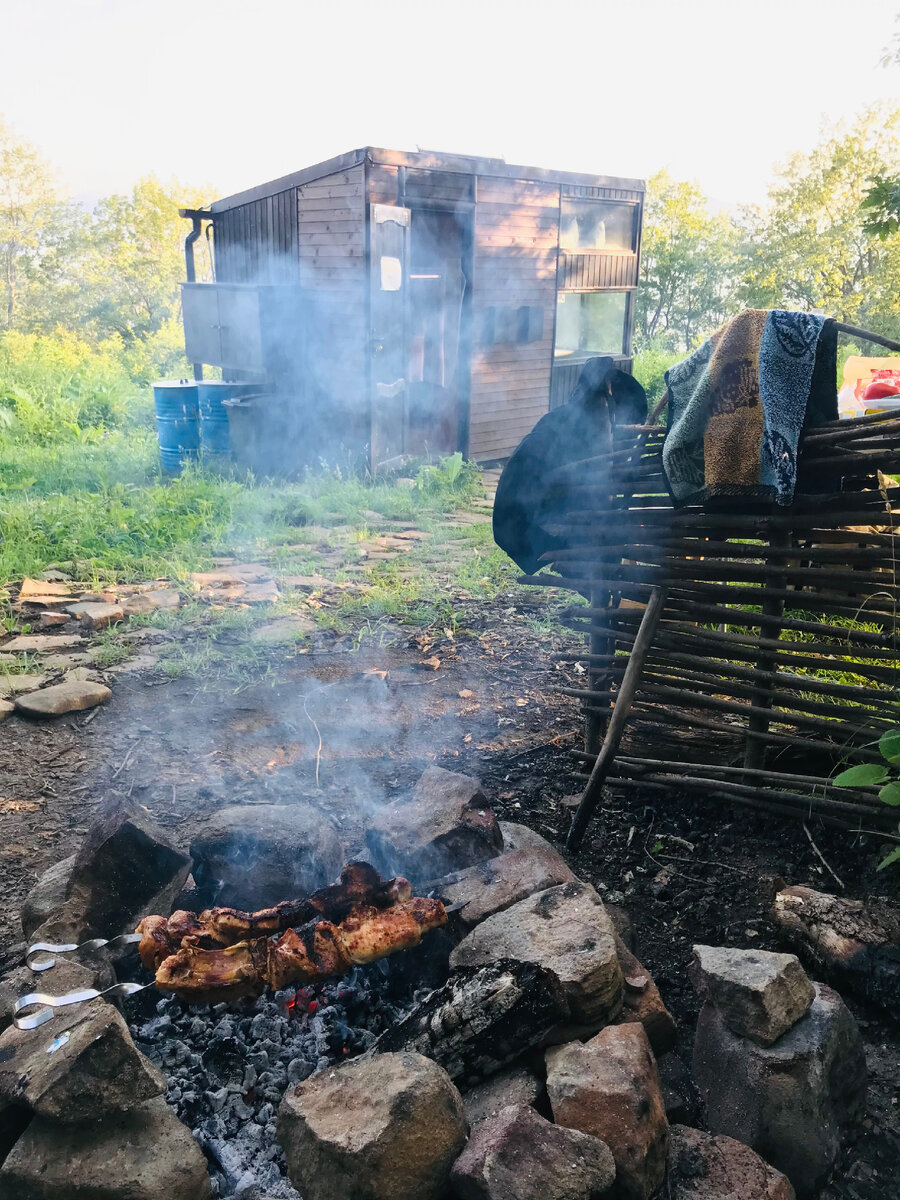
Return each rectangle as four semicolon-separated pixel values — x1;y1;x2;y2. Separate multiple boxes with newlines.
121;594;156;617
75;592;106;603
450;881;623;1026
691;945;815;1046
64;667;104;684
0;700;14;722
0;1097;211;1199
3;635;83;653
108;653;159;674
18;579;72;599
366;766;503;882
666;1125;796;1200
498;821;558;855
277;1050;466;1200
191;803;342;910
144;588;181;610
15;681;110;717
66;602;123;629
462;1063;543;1126
693;983;867;1197
64;797;192;937
0;675;49;697
450;1103;616;1200
38;612;71;628
15;595;71;608
0;1000;166;1120
612;935;677;1054
38;570;71;582
250;615;317;642
436;847;578;927
190;563;272;585
20;856;75;939
546;1023;669;1200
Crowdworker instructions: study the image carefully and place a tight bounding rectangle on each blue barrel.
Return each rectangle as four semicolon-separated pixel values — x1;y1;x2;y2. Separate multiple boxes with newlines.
153;381;199;475
197;382;264;457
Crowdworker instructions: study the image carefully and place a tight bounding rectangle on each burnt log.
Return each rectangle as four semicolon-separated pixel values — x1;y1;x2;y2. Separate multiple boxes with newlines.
772;884;900;1013
371;960;570;1086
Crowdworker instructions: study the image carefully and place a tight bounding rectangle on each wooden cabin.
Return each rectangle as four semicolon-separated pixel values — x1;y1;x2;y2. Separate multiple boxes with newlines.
181;147;644;468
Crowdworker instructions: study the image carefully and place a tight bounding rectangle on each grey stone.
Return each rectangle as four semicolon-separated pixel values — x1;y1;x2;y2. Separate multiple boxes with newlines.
462;1063;542;1126
65;602;123;629
2;635;83;653
62;797;192;938
15;681;110;717
0;959;111;1034
693;983;867;1197
191;803;342;911
450;881;623;1026
20;856;76;939
436;847;577;928
665;1125;796;1200
546;1023;668;1200
0;675;49;697
0;1000;166;1121
366;766;503;882
498;821;557;854
277;1050;466;1200
0;1097;211;1199
450;1103;616;1200
691;945;815;1046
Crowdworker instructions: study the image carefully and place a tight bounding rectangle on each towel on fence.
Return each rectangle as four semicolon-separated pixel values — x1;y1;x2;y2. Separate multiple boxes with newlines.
661;310;838;507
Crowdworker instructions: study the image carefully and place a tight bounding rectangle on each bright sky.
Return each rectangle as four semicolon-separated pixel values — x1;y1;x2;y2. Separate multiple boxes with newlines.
1;0;898;209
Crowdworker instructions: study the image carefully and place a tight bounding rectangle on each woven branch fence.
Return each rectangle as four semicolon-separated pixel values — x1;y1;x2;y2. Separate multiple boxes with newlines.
520;408;900;849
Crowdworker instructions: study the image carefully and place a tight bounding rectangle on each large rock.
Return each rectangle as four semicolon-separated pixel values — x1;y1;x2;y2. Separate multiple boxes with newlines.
191;803;342;910
0;1000;166;1121
498;821;557;854
546;1023;668;1200
666;1125;796;1200
366;767;502;882
20;856;75;940
435;847;577;928
612;935;676;1054
0;1097;211;1199
15;681;111;717
0;998;165;1118
277;1050;466;1200
61;797;192;936
693;983;867;1197
65;602;123;629
450;1103;616;1200
450;882;623;1026
462;1063;543;1126
691;945;815;1046
3;635;83;652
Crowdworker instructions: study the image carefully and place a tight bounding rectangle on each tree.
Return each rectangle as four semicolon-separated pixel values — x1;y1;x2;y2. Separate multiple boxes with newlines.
635;170;739;352
740;107;900;339
0;117;81;330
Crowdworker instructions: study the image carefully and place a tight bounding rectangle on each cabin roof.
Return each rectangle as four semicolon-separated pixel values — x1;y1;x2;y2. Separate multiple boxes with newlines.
208;147;645;213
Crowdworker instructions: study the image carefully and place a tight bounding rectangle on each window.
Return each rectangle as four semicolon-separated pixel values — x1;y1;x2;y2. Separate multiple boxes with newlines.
559;199;635;253
555;291;628;356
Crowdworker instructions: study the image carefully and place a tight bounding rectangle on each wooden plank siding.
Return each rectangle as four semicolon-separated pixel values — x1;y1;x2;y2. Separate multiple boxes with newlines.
467;176;560;461
213;188;299;284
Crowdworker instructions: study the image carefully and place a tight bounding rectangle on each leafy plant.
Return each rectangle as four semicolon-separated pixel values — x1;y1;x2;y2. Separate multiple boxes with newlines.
833;729;900;869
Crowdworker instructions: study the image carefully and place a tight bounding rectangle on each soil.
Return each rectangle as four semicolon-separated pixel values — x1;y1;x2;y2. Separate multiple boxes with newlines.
1;590;898;1198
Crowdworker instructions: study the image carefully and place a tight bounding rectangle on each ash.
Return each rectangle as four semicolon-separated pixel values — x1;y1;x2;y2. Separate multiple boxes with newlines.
130;960;421;1200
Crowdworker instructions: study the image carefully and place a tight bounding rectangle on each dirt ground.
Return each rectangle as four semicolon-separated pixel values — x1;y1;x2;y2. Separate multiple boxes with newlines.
1;591;898;1197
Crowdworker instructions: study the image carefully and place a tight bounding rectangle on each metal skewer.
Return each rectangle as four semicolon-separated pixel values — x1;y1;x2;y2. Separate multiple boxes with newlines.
13;981;152;1030
26;933;143;972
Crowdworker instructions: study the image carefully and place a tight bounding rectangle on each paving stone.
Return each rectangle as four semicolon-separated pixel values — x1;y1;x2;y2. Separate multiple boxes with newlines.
0;1097;211;1199
15;681;110;717
665;1125;796;1200
461;1063;543;1126
277;1050;466;1200
546;1023;668;1200
191;803;342;910
450;1103;616;1200
250;615;317;643
0;675;49;697
435;846;577;928
691;945;815;1046
37;612;71;628
65;602;124;629
144;588;181;609
3;635;83;653
18;579;72;600
693;982;867;1197
367;766;503;883
450;881;623;1026
0;1000;166;1120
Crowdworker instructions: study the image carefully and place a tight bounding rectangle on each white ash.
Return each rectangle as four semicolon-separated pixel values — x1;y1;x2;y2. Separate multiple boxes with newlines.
130;961;421;1200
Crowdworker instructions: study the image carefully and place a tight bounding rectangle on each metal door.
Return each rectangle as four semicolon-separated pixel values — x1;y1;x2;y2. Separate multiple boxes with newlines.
369;204;410;469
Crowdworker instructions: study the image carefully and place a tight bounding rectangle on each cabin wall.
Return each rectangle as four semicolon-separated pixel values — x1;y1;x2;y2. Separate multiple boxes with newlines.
468;179;559;461
213;188;300;284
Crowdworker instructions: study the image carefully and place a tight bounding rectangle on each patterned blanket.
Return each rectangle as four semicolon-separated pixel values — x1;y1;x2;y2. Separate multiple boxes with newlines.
661;310;837;507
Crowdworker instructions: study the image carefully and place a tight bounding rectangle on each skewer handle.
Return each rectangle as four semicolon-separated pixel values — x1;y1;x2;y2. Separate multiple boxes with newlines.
26;933;143;972
13;981;151;1030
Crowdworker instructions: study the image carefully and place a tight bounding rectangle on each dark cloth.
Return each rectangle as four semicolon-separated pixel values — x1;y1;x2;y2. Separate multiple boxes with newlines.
492;357;647;575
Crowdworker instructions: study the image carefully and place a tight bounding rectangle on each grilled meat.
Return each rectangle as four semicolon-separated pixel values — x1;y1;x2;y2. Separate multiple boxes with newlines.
136;863;412;972
153;897;447;1003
